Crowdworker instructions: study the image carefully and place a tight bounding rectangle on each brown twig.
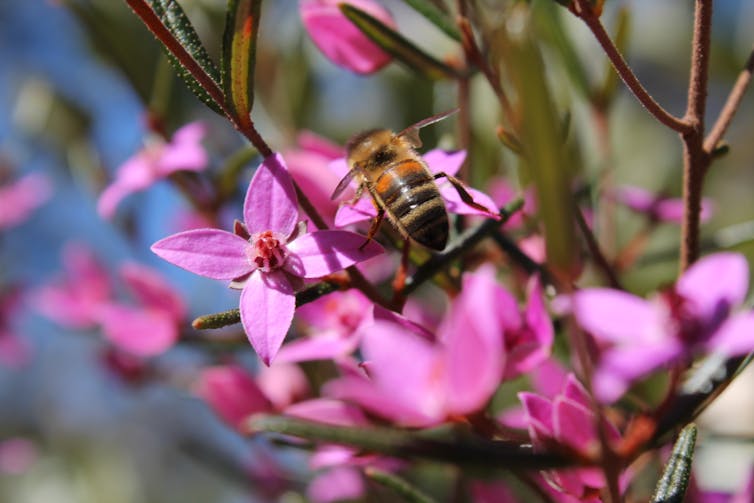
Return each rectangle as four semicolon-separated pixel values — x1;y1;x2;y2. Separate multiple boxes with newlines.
703;45;754;155
679;0;713;271
574;204;622;289
573;0;692;134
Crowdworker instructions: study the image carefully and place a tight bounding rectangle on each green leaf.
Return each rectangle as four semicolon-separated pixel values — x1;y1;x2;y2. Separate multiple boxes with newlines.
248;414;567;470
402;0;461;42
534;1;592;100
503;18;579;281
340;4;461;81
222;0;263;127
651;424;697;503
147;0;224;114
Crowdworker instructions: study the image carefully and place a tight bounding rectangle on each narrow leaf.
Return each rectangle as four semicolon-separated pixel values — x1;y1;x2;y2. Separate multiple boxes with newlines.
501;17;579;281
340;4;461;81
248;414;567;470
147;0;225;114
222;0;263;127
651;423;697;503
534;2;592;100
402;0;461;42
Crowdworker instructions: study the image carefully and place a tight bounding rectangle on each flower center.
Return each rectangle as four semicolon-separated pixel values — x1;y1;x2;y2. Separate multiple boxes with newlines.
661;289;730;347
248;230;288;273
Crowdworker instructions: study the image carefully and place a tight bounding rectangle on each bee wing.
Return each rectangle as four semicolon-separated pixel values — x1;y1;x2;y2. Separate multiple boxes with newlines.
331;168;358;200
397;108;459;148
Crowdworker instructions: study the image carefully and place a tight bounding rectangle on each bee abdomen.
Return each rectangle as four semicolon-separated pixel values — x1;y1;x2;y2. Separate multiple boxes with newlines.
375;160;449;251
401;197;448;250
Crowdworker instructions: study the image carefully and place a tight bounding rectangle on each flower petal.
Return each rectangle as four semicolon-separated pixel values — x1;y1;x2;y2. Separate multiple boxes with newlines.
240;271;296;365
333;197;376;227
157;121;208;174
307;466;365;503
193;364;272;430
300;0;394;75
676;252;749;320
151;229;252;280
438;183;500;218
244;153;299;236
119;262;186;320
285;230;383;278
592;341;681;403
441;265;505;415
706;312;754;356
98;304;178;356
275;333;358;363
284;398;368;427
422;149;466;176
571;289;662;344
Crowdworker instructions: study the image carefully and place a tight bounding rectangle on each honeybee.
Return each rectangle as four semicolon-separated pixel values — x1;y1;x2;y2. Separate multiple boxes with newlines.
332;109;490;251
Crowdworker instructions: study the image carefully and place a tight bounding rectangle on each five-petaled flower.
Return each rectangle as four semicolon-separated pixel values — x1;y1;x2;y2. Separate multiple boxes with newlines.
151;154;383;365
568;252;754;403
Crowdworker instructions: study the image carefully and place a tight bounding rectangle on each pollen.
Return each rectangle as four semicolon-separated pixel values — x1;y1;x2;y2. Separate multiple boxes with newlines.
248;230;288;273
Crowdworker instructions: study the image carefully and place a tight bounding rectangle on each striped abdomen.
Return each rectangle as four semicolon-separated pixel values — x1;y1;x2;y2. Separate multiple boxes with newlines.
372;159;449;250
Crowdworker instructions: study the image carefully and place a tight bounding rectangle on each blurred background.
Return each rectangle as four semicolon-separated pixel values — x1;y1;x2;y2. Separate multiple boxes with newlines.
1;0;754;501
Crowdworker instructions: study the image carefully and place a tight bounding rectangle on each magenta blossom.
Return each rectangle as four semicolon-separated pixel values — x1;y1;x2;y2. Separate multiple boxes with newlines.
97;262;186;356
568;252;754;403
276;289;374;363
331;149;500;228
325;265;505;427
0;172;51;230
612;185;714;224
98;121;208;219
284;131;345;226
519;374;624;501
151;154;383;364
300;0;395;75
35;243;112;329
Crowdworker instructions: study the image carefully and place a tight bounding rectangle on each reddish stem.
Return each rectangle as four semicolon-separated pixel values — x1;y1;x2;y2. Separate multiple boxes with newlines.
703;45;754;155
573;0;692;134
679;0;713;271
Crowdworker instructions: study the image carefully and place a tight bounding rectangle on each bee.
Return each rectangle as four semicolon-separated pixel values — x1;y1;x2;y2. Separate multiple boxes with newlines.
331;109;490;251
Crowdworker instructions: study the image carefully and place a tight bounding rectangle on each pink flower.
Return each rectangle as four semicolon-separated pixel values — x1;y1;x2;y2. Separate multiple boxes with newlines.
487;177;536;229
307;466;365;503
569;252;754;403
97;262;186;356
98;122;208;219
325;265;505;427
500;276;554;379
332;149;500;228
284;132;345;226
151;154;383;364
0;172;52;229
612;185;714;224
300;0;395;75
35;243;112;329
276;289;374;363
519;374;623;501
194;364;273;430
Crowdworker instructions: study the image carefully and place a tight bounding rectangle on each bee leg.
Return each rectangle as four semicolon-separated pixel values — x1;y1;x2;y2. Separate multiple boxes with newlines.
359;207;385;251
391;239;410;307
434;172;496;215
